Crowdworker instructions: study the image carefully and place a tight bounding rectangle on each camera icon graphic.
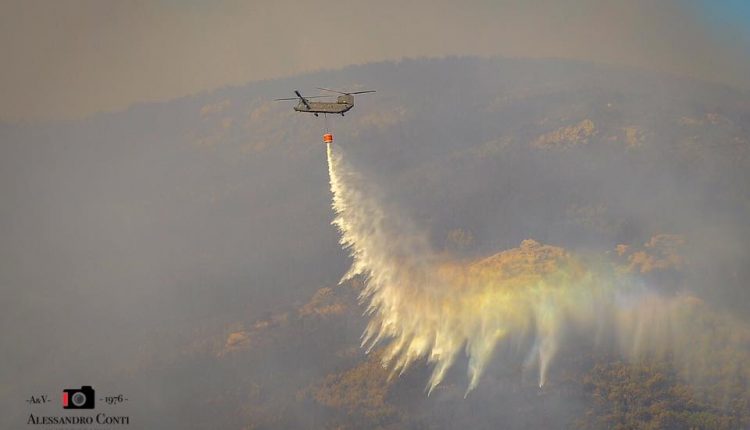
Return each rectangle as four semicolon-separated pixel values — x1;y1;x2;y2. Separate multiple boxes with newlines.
62;386;95;409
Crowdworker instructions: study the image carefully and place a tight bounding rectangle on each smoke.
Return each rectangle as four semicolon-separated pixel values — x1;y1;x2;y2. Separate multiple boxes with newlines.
325;141;750;395
4;0;750;122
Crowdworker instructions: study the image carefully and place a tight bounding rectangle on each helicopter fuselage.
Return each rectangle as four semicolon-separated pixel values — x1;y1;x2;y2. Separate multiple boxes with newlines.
295;94;354;114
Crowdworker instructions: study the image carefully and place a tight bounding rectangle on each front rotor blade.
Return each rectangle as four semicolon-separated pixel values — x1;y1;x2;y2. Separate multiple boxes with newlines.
294;90;312;109
275;96;329;101
349;90;376;95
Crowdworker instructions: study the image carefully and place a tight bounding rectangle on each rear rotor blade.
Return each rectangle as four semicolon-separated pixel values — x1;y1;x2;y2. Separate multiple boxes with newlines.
349;90;376;95
316;87;348;95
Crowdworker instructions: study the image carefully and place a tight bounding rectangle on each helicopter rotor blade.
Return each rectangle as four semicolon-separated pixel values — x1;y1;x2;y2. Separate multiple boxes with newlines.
316;87;349;95
275;88;373;102
294;90;312;109
274;96;328;101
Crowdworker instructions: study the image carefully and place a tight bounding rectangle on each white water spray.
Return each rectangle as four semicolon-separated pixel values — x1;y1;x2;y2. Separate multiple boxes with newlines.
324;142;750;395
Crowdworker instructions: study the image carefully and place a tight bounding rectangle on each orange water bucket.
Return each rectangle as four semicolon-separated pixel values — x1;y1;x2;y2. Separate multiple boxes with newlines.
323;133;333;144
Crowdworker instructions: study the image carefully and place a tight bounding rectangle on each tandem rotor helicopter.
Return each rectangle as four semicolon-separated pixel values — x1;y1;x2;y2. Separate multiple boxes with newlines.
275;87;375;143
275;87;375;117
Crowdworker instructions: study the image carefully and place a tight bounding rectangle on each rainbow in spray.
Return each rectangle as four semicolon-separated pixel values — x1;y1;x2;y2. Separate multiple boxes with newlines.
325;142;749;395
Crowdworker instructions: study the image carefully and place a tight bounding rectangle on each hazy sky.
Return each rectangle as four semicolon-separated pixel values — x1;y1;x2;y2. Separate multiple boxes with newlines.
1;0;749;122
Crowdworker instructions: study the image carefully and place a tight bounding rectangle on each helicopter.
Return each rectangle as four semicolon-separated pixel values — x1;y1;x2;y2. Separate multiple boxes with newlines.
274;87;375;116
